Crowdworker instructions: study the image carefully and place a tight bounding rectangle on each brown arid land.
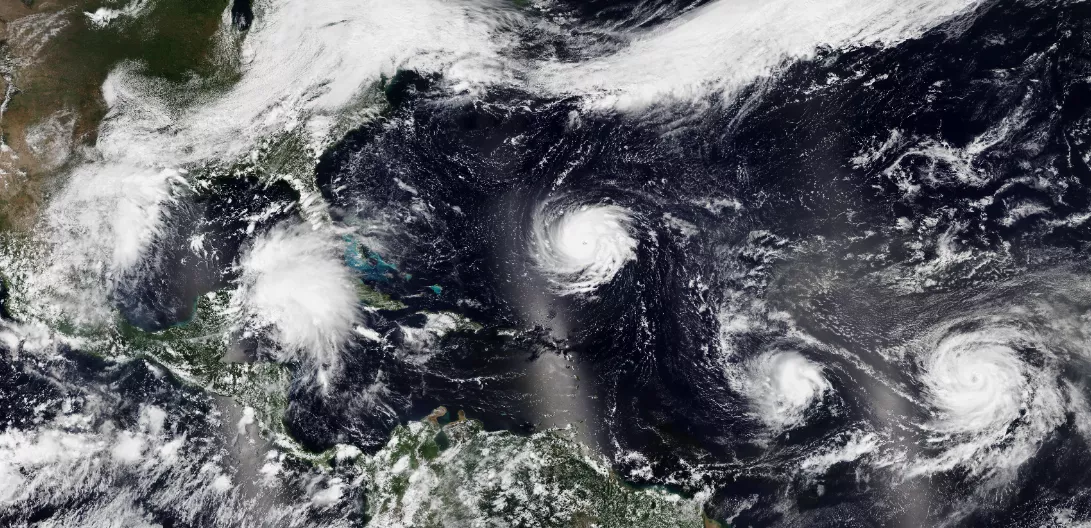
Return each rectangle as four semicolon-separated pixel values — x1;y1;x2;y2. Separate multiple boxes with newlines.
0;0;232;231
1;0;88;232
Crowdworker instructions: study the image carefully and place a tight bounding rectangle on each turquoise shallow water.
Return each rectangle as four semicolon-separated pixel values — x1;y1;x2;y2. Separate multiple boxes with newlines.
343;236;399;282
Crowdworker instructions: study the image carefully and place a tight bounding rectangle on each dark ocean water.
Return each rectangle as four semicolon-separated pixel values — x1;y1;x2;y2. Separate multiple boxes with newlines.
296;0;1091;524
5;0;1091;525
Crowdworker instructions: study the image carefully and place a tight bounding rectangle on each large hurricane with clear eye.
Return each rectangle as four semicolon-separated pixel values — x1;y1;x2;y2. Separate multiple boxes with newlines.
530;200;638;295
922;330;1027;434
911;319;1066;483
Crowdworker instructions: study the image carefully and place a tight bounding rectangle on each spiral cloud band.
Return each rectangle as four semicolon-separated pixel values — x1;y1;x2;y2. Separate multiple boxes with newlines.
910;317;1066;483
531;202;638;295
743;350;832;432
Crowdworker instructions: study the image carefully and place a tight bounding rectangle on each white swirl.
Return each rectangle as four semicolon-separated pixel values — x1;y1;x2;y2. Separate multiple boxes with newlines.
911;321;1065;483
531;202;638;295
742;350;831;431
231;223;359;388
922;329;1028;434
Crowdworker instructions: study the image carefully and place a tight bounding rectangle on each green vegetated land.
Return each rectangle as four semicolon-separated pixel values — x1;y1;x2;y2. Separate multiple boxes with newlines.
0;2;720;525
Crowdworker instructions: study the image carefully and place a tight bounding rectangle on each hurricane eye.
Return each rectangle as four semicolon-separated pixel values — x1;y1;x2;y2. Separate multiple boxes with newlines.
531;202;638;295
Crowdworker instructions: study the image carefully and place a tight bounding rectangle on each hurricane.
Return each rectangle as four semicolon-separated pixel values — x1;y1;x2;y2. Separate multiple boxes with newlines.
904;309;1071;487
230;222;360;386
741;349;833;432
5;0;1091;526
530;200;638;295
